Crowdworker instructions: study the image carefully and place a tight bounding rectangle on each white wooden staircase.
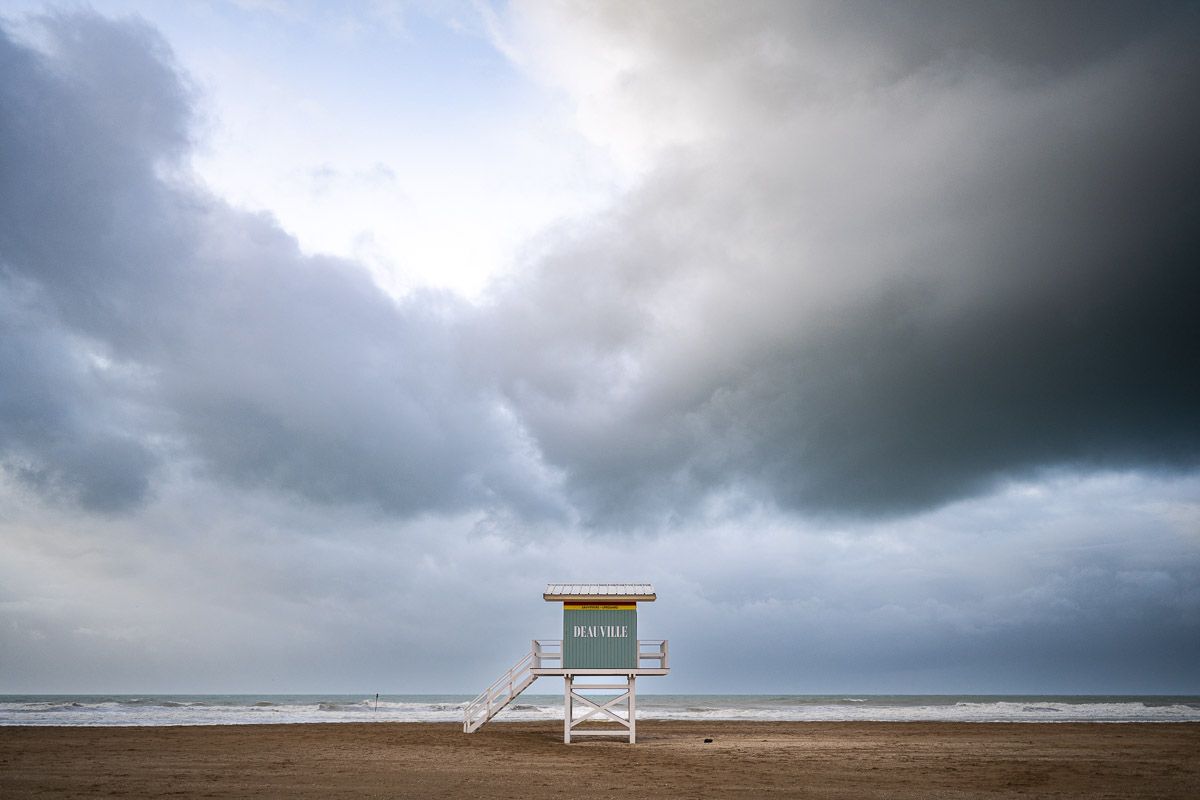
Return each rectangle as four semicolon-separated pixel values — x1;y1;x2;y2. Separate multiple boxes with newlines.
463;640;559;733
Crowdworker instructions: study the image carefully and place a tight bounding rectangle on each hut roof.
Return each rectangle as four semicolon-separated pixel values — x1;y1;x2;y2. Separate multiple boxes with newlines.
543;583;656;602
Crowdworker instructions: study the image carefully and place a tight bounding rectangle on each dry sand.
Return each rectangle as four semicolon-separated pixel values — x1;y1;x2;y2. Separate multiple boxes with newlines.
2;721;1198;799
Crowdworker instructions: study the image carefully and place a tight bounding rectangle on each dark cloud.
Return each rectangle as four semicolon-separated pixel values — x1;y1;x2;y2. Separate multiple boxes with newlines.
0;11;188;511
481;1;1200;521
0;290;154;511
1;6;1197;527
0;12;555;518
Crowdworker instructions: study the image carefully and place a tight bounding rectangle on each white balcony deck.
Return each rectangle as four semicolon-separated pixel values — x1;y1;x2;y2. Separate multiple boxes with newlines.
530;639;669;676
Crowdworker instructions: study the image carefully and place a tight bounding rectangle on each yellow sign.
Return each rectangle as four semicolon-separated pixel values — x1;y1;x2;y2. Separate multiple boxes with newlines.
564;603;635;610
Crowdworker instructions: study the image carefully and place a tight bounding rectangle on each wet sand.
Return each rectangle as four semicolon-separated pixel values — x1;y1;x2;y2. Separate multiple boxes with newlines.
2;721;1198;798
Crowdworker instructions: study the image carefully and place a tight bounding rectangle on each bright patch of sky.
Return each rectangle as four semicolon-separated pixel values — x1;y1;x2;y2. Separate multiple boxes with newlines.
6;0;624;299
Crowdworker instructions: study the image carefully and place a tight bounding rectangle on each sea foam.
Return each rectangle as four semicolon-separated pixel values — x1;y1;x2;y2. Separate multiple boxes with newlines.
2;694;1198;726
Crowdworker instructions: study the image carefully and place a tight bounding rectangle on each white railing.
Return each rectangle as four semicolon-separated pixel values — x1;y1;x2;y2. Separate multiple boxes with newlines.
532;639;562;668
462;649;536;733
638;639;669;670
534;639;669;670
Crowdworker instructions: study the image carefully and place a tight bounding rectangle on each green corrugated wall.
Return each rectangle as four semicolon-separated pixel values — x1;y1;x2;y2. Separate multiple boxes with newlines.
562;608;637;669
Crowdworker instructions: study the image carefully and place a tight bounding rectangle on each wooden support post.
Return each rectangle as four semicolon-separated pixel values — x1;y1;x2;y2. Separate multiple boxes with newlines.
628;675;636;744
563;675;572;744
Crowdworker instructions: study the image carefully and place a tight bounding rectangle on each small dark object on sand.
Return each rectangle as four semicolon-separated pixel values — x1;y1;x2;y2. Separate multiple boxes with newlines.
704;738;713;743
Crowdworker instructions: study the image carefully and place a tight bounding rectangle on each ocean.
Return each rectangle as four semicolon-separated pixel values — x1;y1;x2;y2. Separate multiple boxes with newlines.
3;694;1198;726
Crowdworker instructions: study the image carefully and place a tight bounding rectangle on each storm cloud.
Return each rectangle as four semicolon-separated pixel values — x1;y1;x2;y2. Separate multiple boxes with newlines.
484;0;1200;521
0;12;554;518
2;5;1197;524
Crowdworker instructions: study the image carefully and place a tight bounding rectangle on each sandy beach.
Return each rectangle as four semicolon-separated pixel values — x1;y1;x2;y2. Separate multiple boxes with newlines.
2;721;1197;798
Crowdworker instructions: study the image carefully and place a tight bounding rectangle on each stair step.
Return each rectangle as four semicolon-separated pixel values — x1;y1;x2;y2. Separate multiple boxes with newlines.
463;648;539;732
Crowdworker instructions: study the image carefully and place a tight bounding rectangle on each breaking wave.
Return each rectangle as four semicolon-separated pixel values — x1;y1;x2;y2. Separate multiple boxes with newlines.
3;694;1198;726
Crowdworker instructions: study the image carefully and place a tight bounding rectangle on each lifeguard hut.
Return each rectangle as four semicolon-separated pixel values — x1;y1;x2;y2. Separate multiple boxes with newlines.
463;583;669;743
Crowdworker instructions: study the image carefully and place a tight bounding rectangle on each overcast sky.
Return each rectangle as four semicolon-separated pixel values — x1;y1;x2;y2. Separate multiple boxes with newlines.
1;1;1197;695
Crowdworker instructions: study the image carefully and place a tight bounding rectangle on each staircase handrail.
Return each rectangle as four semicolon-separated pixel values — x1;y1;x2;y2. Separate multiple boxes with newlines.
463;648;536;732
